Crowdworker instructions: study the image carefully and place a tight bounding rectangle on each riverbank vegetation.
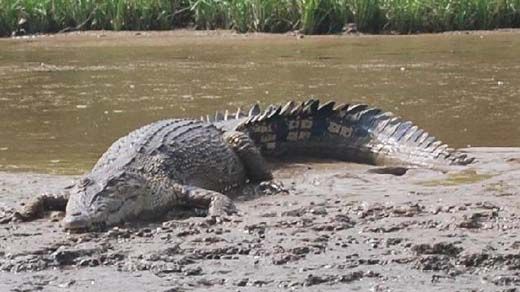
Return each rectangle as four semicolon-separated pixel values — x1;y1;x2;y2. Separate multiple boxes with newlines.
1;0;520;36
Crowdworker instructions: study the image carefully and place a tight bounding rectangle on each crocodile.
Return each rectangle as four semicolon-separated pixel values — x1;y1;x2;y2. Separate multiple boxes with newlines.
14;99;473;231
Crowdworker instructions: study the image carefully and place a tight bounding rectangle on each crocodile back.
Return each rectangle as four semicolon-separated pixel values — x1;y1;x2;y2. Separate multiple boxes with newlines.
92;119;246;192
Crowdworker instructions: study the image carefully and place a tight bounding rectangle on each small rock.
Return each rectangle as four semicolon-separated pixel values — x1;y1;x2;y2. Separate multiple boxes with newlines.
58;280;76;288
183;266;202;276
235;278;249;287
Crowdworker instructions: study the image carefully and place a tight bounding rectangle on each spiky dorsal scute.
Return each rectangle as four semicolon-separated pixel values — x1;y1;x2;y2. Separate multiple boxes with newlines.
221;98;473;167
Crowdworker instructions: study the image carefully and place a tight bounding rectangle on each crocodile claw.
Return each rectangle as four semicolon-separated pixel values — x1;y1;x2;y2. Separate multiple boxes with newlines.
243;180;288;197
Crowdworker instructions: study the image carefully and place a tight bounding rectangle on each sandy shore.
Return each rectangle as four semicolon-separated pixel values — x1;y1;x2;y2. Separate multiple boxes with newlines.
1;147;520;291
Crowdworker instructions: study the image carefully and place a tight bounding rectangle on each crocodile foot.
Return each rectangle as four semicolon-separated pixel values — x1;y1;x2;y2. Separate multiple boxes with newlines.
0;206;16;224
182;186;238;217
13;192;69;222
207;193;237;217
243;180;288;197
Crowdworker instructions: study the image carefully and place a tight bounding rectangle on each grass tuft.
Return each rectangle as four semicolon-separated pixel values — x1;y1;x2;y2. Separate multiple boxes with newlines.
1;0;520;36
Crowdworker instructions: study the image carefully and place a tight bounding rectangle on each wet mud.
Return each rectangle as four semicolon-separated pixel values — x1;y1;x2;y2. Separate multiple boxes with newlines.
1;147;520;291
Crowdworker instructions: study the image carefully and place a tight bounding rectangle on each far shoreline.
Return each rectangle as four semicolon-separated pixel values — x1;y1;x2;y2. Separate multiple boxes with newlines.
2;28;520;43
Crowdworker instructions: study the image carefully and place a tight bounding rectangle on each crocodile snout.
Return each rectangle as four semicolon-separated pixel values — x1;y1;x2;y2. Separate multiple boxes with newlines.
62;212;89;230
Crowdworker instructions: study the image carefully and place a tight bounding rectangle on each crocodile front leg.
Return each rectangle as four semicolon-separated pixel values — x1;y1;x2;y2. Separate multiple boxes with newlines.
180;185;237;216
15;192;69;221
146;173;238;217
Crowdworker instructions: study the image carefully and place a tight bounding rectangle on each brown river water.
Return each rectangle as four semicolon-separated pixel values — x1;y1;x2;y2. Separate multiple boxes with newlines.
0;31;519;174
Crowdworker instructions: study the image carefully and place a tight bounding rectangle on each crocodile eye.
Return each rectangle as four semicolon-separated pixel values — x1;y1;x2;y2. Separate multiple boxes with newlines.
79;178;92;187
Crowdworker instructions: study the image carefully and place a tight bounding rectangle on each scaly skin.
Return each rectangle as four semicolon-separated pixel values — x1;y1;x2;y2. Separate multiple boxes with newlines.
214;99;473;167
15;99;473;231
18;119;271;230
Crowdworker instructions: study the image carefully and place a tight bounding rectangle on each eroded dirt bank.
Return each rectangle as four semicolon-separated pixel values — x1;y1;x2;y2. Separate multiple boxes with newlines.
1;147;520;291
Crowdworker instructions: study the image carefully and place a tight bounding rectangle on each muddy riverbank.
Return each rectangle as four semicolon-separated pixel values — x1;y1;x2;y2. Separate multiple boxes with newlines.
7;28;520;43
1;147;520;291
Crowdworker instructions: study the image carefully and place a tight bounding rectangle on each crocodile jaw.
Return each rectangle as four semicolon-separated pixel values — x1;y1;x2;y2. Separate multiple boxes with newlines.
62;192;107;231
62;212;90;230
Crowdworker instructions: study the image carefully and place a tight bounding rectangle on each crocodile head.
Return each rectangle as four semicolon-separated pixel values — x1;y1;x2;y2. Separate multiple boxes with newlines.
62;171;146;231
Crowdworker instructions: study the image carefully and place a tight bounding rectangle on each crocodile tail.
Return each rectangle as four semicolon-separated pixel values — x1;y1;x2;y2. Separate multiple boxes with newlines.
231;99;473;167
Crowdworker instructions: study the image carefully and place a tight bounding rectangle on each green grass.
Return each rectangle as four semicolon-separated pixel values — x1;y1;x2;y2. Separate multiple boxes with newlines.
301;0;349;34
1;0;520;36
229;0;300;33
347;0;383;32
